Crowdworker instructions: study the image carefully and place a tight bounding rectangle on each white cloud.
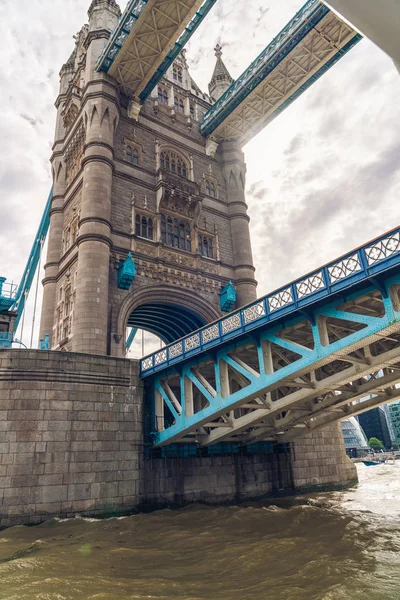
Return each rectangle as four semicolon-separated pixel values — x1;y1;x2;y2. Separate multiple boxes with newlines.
1;0;399;351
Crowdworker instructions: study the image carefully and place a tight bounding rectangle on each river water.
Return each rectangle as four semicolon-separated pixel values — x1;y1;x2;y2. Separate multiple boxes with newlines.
0;463;399;600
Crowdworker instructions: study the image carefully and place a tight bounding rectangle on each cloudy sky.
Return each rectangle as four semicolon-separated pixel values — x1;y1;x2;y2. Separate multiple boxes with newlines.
1;0;399;353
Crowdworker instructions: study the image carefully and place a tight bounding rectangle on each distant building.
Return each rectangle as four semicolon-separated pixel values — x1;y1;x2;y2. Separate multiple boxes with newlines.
387;401;400;446
358;407;392;449
341;417;369;457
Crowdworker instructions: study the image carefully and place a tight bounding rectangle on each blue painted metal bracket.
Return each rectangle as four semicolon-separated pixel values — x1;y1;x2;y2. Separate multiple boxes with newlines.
141;226;400;377
0;333;13;349
152;272;400;446
11;187;53;330
118;253;136;290
220;281;236;313
200;0;362;137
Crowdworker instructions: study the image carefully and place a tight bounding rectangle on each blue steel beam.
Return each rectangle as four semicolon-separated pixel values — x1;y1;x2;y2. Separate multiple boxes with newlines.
12;187;53;330
97;0;218;102
152;272;400;446
126;327;138;350
141;226;400;377
200;0;362;140
96;0;148;73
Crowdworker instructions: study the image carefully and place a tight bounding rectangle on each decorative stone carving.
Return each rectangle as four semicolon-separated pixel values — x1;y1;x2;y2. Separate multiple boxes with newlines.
128;99;142;121
135;241;158;257
135;258;220;294
205;138;218;158
64;122;85;183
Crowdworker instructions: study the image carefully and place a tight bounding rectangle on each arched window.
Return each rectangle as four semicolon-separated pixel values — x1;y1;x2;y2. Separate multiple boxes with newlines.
158;87;168;105
161;214;191;251
126;146;133;163
142;216;147;239
132;148;139;166
135;213;153;240
173;65;183;83
174;96;184;113
159;150;188;179
198;234;214;259
161;214;166;244
204;179;216;197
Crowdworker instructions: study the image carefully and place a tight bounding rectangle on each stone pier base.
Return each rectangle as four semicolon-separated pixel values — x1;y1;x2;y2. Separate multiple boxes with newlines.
0;350;356;528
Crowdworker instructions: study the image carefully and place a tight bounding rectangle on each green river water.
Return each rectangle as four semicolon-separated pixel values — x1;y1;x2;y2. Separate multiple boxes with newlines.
0;463;399;600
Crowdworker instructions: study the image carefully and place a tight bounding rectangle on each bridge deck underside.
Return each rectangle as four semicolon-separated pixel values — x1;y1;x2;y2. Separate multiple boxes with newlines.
152;275;400;447
202;10;361;145
107;0;207;99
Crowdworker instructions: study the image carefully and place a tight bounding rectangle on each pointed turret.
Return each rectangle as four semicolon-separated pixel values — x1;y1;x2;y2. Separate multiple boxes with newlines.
208;44;234;102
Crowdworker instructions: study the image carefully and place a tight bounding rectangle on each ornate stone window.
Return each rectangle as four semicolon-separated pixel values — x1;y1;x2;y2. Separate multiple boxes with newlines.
158;86;168;105
174;95;185;113
160;150;188;179
205;179;216;198
126;145;139;166
173;64;183;83
198;235;214;259
190;102;195;118
135;214;153;240
161;214;191;251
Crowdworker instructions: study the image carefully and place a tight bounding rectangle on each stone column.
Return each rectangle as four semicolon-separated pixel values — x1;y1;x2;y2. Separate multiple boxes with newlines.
71;97;118;355
39;63;73;345
39;162;66;344
71;0;120;355
220;141;257;307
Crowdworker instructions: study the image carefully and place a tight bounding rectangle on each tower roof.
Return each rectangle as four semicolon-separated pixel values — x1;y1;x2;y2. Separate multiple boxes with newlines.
208;44;234;101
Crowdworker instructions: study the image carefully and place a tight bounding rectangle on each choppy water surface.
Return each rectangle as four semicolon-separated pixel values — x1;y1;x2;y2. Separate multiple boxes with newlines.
0;464;399;600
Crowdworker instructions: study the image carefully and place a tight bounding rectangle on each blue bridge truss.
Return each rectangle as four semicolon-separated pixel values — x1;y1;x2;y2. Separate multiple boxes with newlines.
140;227;400;447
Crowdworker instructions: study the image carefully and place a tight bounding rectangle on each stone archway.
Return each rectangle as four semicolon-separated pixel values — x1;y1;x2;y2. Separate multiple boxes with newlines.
113;284;221;357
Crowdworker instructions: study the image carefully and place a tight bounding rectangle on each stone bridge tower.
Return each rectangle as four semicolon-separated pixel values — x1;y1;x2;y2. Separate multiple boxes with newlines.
39;0;257;356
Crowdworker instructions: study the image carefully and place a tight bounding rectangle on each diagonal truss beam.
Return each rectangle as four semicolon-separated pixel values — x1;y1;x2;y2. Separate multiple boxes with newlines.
151;272;400;447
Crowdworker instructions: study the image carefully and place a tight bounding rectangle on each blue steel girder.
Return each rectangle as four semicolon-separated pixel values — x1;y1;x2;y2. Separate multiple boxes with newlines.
97;0;218;102
11;187;53;331
200;0;362;145
139;226;400;447
151;273;400;447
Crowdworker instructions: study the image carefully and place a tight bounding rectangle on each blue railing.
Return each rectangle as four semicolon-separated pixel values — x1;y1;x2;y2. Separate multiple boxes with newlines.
0;279;17;312
0;333;13;349
140;227;400;377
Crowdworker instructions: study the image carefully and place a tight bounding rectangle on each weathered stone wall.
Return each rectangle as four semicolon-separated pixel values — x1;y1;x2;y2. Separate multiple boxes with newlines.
292;424;357;491
0;350;356;529
142;453;292;507
0;350;142;529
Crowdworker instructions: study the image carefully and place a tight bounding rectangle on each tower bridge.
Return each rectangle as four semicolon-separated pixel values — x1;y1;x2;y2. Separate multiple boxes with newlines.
0;0;399;526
